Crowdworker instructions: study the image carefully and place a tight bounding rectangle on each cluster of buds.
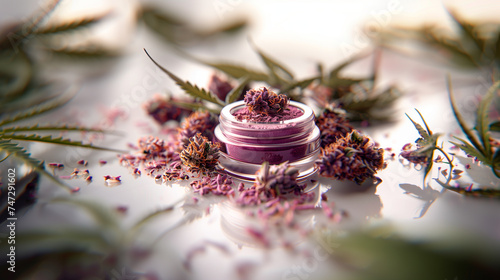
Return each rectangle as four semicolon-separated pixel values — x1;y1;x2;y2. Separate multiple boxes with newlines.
316;130;385;184
180;133;221;175
244;87;288;115
177;111;218;147
315;104;354;148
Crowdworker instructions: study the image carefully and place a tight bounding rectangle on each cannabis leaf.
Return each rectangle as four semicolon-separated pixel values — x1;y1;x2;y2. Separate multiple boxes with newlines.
139;4;248;46
0;93;124;192
0;196;180;279
373;8;500;71
448;77;500;177
403;109;453;184
250;40;294;85
33;14;107;35
437;182;500;198
225;76;250;104
144;49;225;106
198;60;269;82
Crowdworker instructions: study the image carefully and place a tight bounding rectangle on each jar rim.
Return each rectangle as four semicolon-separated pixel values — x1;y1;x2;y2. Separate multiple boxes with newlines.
220;100;314;127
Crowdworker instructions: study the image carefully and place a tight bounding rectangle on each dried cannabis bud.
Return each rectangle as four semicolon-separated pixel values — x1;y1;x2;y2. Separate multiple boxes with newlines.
236;161;306;206
177;111;218;146
180;133;220;175
316;130;385;184
244;87;288;115
315;104;354;148
255;161;305;196
143;94;192;125
208;73;235;101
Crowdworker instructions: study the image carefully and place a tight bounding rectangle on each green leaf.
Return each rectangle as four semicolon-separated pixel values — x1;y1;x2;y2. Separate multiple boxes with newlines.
415;109;433;135
279;77;319;94
225;76;249;104
200;18;248;37
327;52;369;83
0;154;10;163
476;81;500;158
423;154;435;184
447;76;486;155
139;6;186;44
33;14;106;35
436;180;500;198
1;133;125;153
450;138;491;165
51;197;121;231
492;148;500;178
0;50;32;99
0;0;61;49
47;46;120;59
493;148;500;165
0;124;115;134
447;9;485;54
14;229;113;254
426;30;478;68
406;113;431;140
0;140;74;191
130;205;176;233
0;90;74;128
169;100;221;114
144;49;224;106
250;41;294;83
494;31;500;61
200;60;270;81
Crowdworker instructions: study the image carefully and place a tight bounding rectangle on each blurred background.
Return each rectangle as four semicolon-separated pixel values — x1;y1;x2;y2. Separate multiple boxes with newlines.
1;0;500;279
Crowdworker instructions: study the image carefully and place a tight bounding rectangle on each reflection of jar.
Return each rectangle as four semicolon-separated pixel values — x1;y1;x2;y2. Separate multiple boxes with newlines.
219;180;321;248
215;101;320;181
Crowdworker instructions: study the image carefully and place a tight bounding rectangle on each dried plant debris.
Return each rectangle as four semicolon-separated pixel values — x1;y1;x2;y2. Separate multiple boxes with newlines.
118;109;220;181
190;173;234;196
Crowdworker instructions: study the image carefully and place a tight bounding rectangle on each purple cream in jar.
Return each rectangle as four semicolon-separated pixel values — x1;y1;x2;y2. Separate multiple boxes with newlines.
215;100;320;180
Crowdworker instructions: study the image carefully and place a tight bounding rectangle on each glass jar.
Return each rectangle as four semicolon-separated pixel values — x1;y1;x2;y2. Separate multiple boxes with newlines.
215;100;320;180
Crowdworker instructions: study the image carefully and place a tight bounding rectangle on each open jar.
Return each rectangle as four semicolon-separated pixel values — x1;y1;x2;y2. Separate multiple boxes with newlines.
215;100;320;181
